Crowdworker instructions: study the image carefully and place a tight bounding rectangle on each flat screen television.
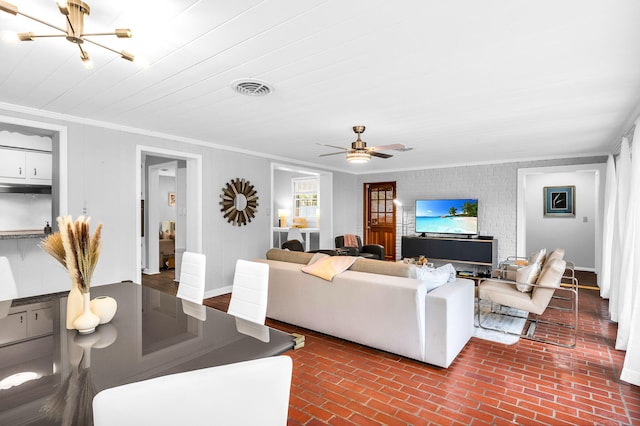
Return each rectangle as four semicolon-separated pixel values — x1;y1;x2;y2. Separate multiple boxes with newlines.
415;198;478;236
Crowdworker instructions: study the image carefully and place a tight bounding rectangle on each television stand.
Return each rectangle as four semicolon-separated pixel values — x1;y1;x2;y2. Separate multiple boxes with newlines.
401;236;497;269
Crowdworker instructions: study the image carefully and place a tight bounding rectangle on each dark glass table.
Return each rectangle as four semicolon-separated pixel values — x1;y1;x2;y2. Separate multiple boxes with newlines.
0;282;294;425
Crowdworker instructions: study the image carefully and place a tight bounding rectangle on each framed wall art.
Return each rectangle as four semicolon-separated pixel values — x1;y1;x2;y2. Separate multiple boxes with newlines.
168;192;176;207
544;186;575;217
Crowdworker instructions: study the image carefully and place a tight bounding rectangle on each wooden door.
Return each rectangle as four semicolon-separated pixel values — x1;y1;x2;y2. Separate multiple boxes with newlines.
364;182;396;260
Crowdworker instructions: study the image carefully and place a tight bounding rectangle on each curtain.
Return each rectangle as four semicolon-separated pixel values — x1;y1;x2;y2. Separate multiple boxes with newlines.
617;122;640;350
609;138;631;322
620;120;640;384
600;155;617;298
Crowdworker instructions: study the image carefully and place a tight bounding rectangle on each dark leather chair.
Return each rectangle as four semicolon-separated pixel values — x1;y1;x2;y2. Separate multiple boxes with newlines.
334;235;385;260
281;239;304;251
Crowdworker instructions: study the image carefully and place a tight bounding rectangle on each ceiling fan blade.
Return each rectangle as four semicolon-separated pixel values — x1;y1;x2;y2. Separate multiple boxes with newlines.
368;144;406;151
317;143;348;151
319;151;347;157
370;151;393;159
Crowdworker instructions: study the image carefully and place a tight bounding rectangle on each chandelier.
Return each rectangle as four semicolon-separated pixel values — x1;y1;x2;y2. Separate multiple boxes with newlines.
0;0;134;67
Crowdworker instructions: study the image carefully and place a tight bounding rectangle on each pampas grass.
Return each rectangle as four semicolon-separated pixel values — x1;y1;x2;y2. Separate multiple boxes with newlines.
40;216;103;293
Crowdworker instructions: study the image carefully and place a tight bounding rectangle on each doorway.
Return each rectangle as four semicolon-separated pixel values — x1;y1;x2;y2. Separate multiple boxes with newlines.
517;163;605;273
135;146;202;285
363;181;396;260
271;163;333;250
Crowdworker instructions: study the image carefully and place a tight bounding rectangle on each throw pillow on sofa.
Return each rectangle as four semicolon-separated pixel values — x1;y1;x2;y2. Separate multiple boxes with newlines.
415;263;456;292
307;252;330;265
301;256;358;281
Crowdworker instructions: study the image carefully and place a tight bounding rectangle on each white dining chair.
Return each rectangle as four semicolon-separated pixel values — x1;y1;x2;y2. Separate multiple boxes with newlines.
176;252;206;305
0;257;18;319
181;299;207;321
227;259;270;324
93;355;293;426
235;316;270;343
287;227;304;245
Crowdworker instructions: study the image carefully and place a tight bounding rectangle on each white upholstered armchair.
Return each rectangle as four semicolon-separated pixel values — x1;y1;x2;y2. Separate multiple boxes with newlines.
477;250;578;348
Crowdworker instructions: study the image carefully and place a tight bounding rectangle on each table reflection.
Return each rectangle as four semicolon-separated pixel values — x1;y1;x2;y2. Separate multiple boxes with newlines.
0;282;293;425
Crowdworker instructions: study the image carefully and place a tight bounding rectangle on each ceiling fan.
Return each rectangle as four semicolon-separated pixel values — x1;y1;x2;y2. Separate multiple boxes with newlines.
319;126;410;163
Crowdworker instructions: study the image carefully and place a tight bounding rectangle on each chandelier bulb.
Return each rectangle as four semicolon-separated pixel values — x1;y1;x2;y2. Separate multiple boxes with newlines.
80;51;93;69
56;0;69;15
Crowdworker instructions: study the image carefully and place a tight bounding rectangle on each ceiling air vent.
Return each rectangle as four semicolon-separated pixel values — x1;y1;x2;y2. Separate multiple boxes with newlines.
231;79;274;96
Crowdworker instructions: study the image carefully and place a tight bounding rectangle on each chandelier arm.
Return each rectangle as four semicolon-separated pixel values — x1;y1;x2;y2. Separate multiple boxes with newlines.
16;10;66;33
83;37;134;61
82;32;117;37
23;34;67;38
82;37;120;55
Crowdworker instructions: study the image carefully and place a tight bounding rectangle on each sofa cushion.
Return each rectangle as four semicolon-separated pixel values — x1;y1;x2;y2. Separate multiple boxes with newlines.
266;248;315;264
349;258;416;278
265;249;415;278
301;256;358;281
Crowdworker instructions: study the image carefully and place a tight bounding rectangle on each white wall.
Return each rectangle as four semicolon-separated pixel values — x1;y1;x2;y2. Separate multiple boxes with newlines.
519;164;606;270
0;193;51;231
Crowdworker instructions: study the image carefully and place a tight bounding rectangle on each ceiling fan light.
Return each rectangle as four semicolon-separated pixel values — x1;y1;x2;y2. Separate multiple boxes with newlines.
0;0;18;15
346;151;370;164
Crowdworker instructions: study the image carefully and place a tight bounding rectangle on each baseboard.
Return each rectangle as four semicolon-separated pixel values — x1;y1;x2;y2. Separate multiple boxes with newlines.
204;285;232;299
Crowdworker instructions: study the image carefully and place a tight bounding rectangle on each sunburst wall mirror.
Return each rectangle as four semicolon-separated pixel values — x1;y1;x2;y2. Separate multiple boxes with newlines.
219;178;259;226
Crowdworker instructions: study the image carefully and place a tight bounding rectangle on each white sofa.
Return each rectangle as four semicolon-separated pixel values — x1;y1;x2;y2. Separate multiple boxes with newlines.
256;249;475;368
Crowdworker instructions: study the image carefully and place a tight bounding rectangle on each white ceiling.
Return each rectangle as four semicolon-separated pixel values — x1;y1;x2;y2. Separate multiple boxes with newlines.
1;0;640;173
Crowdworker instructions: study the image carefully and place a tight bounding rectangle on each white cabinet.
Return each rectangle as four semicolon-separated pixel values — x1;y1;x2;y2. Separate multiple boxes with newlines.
26;152;52;182
28;307;53;336
0;149;26;179
0;301;53;346
0;311;28;345
0;148;52;184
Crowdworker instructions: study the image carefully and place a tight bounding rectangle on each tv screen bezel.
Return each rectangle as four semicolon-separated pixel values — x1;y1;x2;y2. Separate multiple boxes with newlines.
414;198;479;236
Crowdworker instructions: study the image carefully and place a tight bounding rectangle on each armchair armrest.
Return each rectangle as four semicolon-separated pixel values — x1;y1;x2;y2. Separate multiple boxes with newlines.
362;244;385;260
335;247;358;256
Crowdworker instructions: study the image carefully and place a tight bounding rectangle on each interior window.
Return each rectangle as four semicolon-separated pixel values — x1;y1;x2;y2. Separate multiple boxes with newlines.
292;177;318;226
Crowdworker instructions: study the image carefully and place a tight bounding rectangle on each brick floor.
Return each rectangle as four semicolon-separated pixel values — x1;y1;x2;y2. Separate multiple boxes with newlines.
201;278;639;425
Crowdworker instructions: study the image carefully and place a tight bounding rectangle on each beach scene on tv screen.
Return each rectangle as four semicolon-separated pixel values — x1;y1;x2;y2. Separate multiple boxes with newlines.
416;199;478;234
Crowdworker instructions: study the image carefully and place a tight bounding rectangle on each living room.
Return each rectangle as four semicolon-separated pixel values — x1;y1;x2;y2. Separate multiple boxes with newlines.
1;1;639;424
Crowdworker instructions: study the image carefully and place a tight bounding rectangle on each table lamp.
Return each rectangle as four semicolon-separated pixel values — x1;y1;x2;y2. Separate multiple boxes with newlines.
278;209;288;227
